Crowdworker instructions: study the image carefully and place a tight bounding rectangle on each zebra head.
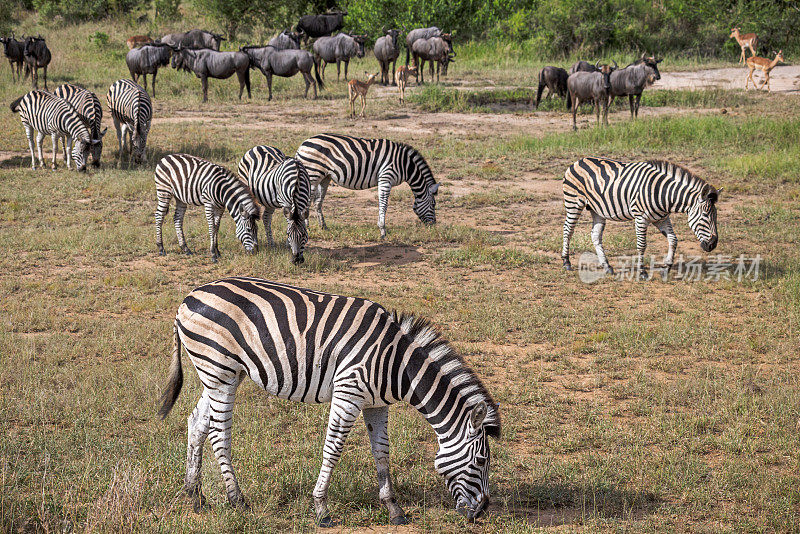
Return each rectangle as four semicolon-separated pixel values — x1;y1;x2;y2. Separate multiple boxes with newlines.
435;400;500;521
688;184;720;252
234;204;260;254
91;127;108;167
132;124;149;163
71;136;95;172
283;206;309;265
413;183;439;225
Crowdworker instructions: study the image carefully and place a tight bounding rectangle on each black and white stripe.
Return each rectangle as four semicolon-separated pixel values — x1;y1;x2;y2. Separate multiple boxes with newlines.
9;90;95;171
106;79;152;163
158;277;500;525
238;145;312;264
154;154;259;261
295;134;440;237
562;157;720;273
53;83;107;167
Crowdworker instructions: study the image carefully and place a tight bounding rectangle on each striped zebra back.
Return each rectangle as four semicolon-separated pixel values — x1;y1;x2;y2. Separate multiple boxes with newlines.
237;145;287;189
107;79;152;132
10;90;91;143
54;83;103;138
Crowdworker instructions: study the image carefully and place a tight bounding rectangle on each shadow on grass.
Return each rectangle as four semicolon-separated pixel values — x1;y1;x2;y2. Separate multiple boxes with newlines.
326;243;423;266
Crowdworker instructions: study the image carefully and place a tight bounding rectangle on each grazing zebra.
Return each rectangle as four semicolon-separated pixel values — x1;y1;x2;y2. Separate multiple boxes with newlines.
295;134;439;238
237;145;311;265
154;154;259;262
562;157;720;274
53;83;107;167
9;90;98;171
159;277;500;525
106;79;152;163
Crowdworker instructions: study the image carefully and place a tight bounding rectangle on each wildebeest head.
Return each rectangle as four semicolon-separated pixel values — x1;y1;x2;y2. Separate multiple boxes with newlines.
596;60;617;91
170;46;191;71
350;34;367;58
440;32;455;55
23;35;45;57
210;33;225;49
640;53;662;81
386;29;400;48
688;184;720;252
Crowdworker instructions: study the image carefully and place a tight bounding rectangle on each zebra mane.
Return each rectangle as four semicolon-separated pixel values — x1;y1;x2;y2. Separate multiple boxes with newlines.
390;310;501;437
645;160;711;192
399;143;436;192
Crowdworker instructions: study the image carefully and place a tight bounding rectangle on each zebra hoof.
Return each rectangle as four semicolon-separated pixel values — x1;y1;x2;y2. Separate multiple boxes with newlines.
157;247;165;256
316;515;335;528
390;514;409;525
563;261;572;271
604;265;615;275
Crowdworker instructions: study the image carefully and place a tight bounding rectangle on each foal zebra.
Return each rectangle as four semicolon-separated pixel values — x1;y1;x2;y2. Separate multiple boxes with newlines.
53;83;107;167
159;277;500;525
295;134;439;237
154;154;259;261
237;145;312;265
10;90;97;171
106;79;152;163
562;157;720;273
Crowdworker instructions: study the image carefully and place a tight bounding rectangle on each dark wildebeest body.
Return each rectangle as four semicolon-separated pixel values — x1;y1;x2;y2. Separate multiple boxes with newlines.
405;27;453;82
566;61;617;130
0;36;25;82
374;29;400;85
609;55;661;118
126;44;172;97
171;48;250;102
535;66;568;108
411;37;453;83
161;30;224;51
23;36;51;89
241;46;323;100
268;31;301;50
313;33;366;81
569;60;599;75
295;11;346;44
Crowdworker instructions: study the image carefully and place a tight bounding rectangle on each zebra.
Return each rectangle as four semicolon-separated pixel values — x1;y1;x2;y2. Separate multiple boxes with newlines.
158;276;500;525
295;134;439;238
154;154;260;262
237;145;311;265
562;157;720;274
53;83;107;167
106;79;152;164
9;90;99;171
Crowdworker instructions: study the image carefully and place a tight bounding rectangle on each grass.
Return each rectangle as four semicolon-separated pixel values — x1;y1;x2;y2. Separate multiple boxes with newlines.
2;10;800;534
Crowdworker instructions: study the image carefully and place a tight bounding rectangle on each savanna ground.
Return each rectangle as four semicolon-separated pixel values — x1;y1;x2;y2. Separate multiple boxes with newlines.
2;16;800;534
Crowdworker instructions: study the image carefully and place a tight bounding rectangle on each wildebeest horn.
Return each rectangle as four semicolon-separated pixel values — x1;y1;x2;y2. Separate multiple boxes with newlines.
595;60;602;69
612;59;618;69
641;52;646;60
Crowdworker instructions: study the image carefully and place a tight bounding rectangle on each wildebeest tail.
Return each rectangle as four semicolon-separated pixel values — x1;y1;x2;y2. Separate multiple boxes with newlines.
157;318;184;419
535;69;546;109
314;57;325;90
566;90;572;110
9;95;23;112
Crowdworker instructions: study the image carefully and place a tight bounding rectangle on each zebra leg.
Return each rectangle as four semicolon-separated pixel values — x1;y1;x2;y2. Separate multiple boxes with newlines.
184;389;212;512
312;395;364;527
174;201;192;255
263;207;275;246
155;194;171;255
113;116;123;160
363;407;408;525
654;217;677;273
50;132;58;170
24;125;36;170
35;131;45;168
207;383;249;510
314;178;331;230
635;217;649;279
590;210;613;274
561;200;585;270
65;137;73;170
204;204;221;261
377;178;392;239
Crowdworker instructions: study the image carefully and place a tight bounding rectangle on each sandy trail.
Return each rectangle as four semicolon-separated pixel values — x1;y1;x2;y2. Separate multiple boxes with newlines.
655;65;800;93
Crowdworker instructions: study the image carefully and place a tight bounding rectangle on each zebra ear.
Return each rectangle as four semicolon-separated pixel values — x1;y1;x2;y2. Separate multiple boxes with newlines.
283;206;292;218
100;127;108;138
429;183;439;195
469;401;487;431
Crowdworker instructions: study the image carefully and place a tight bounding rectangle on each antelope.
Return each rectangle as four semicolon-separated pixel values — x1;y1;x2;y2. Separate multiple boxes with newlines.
395;65;417;104
746;50;784;92
126;35;153;49
347;72;378;118
730;27;758;64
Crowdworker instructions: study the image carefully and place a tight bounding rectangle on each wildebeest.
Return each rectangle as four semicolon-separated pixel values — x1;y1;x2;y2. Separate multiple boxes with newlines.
569;60;599;75
171;47;250;103
0;35;25;82
161;29;225;51
268;30;301;50
295;11;347;44
313;33;366;81
534;66;568;108
405;27;453;82
609;54;661;118
126;43;172;97
374;29;401;85
241;45;323;101
23;36;51;89
127;35;153;49
566;60;617;130
411;37;453;83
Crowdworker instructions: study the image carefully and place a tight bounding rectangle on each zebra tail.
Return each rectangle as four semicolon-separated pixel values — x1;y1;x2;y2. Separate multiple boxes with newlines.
9;95;23;112
314;58;325;90
157;318;184;419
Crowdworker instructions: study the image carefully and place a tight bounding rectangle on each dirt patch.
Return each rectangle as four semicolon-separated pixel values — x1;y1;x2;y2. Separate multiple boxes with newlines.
656;65;800;93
